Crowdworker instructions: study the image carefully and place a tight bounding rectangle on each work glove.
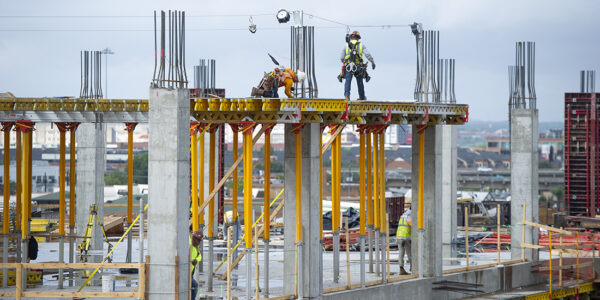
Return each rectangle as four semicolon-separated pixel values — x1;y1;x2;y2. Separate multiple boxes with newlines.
372;63;376;70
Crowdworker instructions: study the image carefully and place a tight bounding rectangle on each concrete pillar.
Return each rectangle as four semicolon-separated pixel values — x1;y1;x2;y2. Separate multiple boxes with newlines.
510;109;539;261
75;122;105;270
147;88;190;300
283;123;321;297
411;125;443;277
441;125;457;264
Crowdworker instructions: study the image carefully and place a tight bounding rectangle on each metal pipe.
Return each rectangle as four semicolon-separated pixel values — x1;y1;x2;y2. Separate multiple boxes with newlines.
333;231;339;283
359;129;366;286
15;129;21;264
198;130;205;273
366;131;373;272
374;132;381;280
208;238;214;292
246;248;252;300
243;123;254;299
2;123;10;287
69;126;76;285
139;195;144;263
418;129;425;278
58;126;66;288
263;127;271;298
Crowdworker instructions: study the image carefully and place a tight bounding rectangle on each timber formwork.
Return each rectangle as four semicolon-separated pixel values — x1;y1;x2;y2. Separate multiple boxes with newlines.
565;93;599;216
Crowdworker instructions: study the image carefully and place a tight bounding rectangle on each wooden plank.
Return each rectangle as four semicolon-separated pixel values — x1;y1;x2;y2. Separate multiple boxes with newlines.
521;243;548;250
138;261;146;300
321;125;345;156
387;274;418;283
15;263;21;300
20;262;142;269
538;261;593;271
442;259;523;275
218;198;285;280
552;244;579;250
266;294;295;300
198;125;267;213
0;292;15;297
22;291;138;297
174;255;179;300
522;220;573;235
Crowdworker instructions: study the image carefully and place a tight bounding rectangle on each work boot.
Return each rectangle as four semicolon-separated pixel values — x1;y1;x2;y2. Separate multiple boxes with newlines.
337;74;343;83
365;74;371;82
399;267;408;275
345;96;350;101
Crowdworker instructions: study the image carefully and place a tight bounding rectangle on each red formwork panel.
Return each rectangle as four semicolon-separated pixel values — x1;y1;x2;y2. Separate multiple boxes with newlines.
565;93;599;216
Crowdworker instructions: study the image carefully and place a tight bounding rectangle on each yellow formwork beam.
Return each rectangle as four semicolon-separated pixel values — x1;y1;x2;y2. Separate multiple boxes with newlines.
15;130;21;232
242;123;255;248
198;130;205;226
69;125;77;229
191;124;199;232
57;125;66;236
232;125;239;223
379;131;386;233
366;133;372;228
373;132;379;230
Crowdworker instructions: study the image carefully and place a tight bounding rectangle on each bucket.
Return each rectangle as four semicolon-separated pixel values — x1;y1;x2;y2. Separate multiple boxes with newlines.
102;275;115;292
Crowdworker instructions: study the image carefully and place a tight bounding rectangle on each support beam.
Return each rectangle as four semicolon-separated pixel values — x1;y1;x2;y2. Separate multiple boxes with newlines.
56;123;67;289
367;131;373;273
15;129;21;264
242;122;255;300
76;122;106;280
125;122;137;266
147;88;190;300
441;125;458;264
1;122;12;288
510;109;539;261
358;126;366;287
68;123;78;286
263;124;274;298
411;125;443;277
284;123;321;297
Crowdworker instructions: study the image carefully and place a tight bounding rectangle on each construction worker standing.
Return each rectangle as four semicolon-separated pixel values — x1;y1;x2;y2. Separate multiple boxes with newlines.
339;31;375;101
396;208;411;275
190;230;203;299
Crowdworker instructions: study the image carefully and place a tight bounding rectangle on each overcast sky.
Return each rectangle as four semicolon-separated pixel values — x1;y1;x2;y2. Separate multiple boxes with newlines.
1;0;599;122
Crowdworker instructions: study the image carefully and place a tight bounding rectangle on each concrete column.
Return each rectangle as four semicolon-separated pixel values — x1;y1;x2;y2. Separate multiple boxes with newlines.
283;123;321;297
441;125;457;265
147;88;190;300
76;122;105;270
510;109;539;261
411;125;443;277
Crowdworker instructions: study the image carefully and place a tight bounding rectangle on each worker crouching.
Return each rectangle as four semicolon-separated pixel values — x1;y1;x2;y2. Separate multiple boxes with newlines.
251;67;306;98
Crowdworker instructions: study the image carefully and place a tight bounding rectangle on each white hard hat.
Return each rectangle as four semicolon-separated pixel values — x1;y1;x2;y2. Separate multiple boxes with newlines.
297;71;306;82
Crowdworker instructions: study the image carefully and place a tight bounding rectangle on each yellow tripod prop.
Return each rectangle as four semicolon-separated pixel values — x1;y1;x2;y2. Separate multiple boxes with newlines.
78;204;113;263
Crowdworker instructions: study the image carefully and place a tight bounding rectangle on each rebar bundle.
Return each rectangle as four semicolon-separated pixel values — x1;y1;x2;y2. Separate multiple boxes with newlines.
290;26;318;98
438;58;456;103
194;59;216;97
152;10;187;89
413;28;441;103
580;70;596;93
79;50;103;99
508;41;536;110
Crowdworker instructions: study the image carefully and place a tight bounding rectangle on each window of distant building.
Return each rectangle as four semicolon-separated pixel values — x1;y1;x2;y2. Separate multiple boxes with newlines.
488;142;499;148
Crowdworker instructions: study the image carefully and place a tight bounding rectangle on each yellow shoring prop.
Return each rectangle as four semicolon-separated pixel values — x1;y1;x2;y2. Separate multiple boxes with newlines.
215;189;284;272
78;203;149;292
191;126;199;231
216;130;338;273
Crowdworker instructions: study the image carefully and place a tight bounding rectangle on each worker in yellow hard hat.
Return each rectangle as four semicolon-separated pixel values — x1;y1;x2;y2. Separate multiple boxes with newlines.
396;208;411;275
339;30;375;101
189;230;203;299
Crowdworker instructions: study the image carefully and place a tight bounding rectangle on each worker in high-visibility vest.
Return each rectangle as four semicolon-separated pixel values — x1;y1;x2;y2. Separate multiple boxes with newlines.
189;230;203;299
396;208;412;275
